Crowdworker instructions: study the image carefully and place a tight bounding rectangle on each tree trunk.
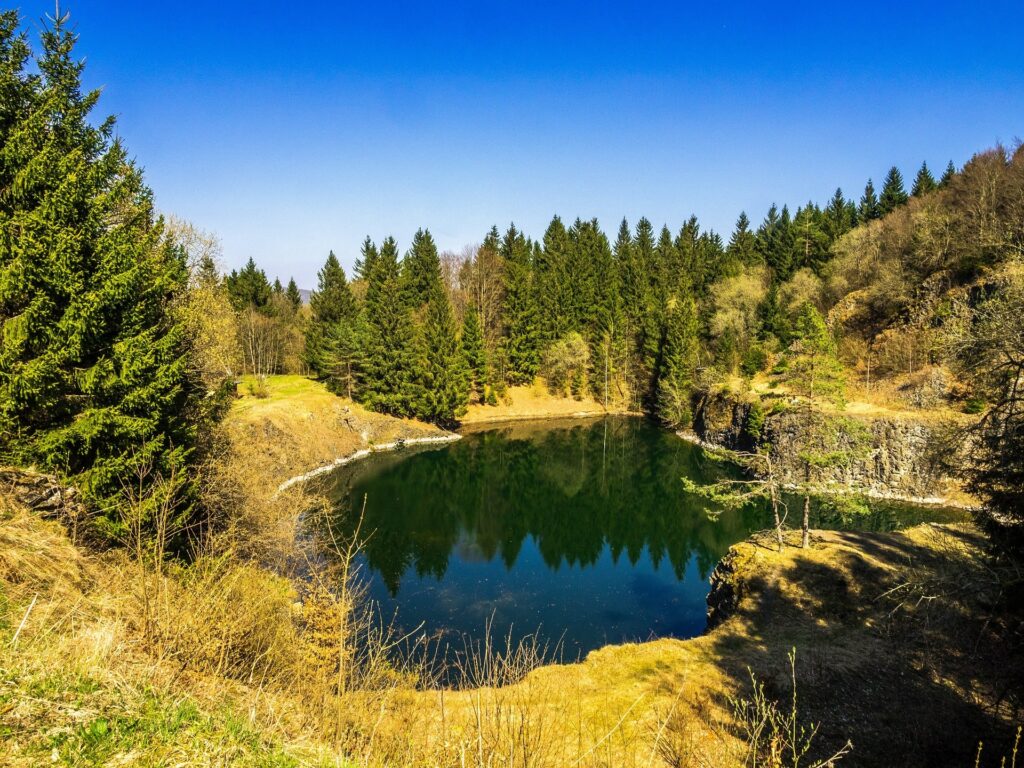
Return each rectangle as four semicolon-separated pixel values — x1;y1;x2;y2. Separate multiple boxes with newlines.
801;495;811;548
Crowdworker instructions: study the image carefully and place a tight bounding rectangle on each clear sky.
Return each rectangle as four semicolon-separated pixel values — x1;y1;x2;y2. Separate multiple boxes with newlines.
34;1;1024;286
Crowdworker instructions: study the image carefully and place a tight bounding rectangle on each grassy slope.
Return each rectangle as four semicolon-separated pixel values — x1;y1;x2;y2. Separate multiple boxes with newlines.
462;380;631;424
2;376;1018;766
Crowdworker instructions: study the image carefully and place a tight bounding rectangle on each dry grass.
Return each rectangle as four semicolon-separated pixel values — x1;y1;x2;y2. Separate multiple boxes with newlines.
462;379;635;424
1;374;1019;766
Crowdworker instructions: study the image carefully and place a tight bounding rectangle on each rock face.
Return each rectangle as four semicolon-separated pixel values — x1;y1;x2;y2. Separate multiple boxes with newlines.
693;393;950;500
0;466;86;522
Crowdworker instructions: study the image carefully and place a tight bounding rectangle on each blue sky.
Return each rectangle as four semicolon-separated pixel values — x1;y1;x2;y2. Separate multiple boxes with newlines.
33;1;1024;286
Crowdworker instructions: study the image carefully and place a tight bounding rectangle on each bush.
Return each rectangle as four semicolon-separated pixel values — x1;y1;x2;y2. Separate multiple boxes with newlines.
541;333;590;398
963;396;985;414
741;344;770;377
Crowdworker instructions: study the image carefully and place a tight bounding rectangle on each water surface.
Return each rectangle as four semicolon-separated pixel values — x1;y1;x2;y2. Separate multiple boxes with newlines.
325;417;960;660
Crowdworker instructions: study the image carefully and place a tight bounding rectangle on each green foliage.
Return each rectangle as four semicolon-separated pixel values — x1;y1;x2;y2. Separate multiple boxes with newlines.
461;305;487;400
500;224;540;384
963;396;985;415
879;166;909;215
417;286;469;426
402;228;442;308
541;332;590;399
858;179;881;221
912;161;938;196
304;251;356;377
741;343;769;378
657;296;700;427
745;400;767;444
226;257;272;311
285;278;302;312
786;304;846;405
361;237;421;417
0;12;207;541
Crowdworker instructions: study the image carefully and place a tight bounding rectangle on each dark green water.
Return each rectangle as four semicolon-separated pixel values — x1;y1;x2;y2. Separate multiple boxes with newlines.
325;417;961;660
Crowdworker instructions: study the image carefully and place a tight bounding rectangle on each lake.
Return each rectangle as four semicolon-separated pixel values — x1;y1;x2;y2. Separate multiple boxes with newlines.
325;416;961;662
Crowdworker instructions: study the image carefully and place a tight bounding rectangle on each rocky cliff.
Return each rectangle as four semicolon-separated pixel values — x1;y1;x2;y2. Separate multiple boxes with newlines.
693;391;954;501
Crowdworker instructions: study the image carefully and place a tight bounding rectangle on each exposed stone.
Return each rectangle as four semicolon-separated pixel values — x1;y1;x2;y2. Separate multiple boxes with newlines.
0;466;86;523
693;393;956;500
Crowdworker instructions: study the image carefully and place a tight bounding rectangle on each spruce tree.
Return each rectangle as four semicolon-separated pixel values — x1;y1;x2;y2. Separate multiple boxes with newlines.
362;237;420;416
791;203;829;273
353;236;379;282
566;218;602;334
402;228;442;309
939;160;957;188
321;314;364;400
911;161;937;196
859;180;881;221
499;224;539;384
879;166;909;214
272;277;284;295
226;257;272;311
285;278;302;311
0;12;205;539
305;251;356;376
788;303;845;404
656;295;700;427
823;188;854;243
461;304;487;400
726;212;759;273
536;215;570;344
418;285;469;426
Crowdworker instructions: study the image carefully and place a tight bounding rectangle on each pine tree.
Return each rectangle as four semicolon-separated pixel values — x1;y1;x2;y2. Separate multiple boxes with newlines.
321;314;364;400
656;295;700;427
361;237;420;416
879;166;909;215
859;179;881;221
911;161;937;196
566;218;603;334
0;12;205;539
939;160;957;188
402;228;442;309
726;212;759;273
226;257;272;311
461;305;487;400
500;224;540;384
305;251;356;376
788;303;845;404
791;203;829;273
418;285;469;426
285;278;302;311
272;277;284;295
353;236;379;282
536;215;570;344
823;188;854;243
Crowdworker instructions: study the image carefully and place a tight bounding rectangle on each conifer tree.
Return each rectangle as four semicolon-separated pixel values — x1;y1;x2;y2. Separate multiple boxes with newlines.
354;236;379;282
791;203;829;273
286;278;302;311
0;12;205;538
321;314;364;400
536;216;570;344
305;251;356;376
566;218;603;334
499;224;540;384
788;303;845;404
939;160;957;188
912;161;937;196
418;285;469;426
402;228;442;309
879;166;909;214
461;305;487;400
823;188;854;243
272;277;284;295
226;257;272;311
726;212;759;273
361;237;420;416
657;295;700;427
859;179;881;221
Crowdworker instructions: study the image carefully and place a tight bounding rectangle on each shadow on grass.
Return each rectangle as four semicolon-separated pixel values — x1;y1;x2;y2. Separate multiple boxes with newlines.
700;528;1022;767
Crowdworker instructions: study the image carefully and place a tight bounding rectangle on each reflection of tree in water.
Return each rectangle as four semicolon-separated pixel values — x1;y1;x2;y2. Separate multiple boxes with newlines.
326;417;962;595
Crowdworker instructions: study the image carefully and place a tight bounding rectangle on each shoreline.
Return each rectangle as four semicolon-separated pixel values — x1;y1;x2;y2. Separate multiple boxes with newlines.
276;433;462;492
676;429;976;510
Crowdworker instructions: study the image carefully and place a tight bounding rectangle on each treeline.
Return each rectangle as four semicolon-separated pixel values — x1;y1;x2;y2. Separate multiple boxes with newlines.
271;158;950;428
